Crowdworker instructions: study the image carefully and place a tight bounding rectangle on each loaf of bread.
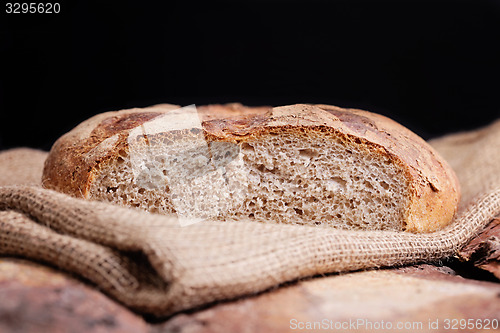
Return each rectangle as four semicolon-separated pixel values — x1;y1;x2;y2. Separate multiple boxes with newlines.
42;103;460;232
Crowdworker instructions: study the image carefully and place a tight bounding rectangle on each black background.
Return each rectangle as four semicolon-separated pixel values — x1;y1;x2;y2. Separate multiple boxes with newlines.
1;0;499;151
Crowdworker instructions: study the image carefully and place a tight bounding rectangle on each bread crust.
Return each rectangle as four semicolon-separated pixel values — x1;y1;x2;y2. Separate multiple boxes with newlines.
42;103;460;232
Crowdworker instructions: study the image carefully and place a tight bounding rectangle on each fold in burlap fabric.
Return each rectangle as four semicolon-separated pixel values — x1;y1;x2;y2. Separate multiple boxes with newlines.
1;120;500;317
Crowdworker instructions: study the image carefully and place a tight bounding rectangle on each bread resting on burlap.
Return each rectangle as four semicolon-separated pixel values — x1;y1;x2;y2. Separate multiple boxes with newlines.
42;103;460;232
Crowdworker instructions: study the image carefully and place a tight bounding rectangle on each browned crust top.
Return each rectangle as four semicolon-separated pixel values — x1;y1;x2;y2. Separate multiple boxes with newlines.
42;103;460;232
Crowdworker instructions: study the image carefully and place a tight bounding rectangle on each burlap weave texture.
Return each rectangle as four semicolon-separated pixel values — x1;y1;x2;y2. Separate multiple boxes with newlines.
1;120;500;317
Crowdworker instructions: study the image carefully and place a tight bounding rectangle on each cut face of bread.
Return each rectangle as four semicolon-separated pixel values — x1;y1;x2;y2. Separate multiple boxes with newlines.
42;103;461;232
237;129;408;230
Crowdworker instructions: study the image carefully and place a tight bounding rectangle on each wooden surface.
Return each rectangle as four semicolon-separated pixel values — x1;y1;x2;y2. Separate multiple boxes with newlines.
1;258;499;333
459;218;500;280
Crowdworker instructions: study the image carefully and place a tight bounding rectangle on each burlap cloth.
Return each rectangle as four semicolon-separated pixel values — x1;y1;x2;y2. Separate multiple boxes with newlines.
1;120;500;317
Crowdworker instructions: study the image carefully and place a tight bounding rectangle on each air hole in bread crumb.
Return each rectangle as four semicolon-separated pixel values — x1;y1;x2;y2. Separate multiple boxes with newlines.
241;143;254;151
298;148;319;159
294;208;303;215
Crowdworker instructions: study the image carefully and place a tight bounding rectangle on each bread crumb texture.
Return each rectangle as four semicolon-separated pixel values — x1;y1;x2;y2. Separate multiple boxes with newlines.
42;103;460;233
